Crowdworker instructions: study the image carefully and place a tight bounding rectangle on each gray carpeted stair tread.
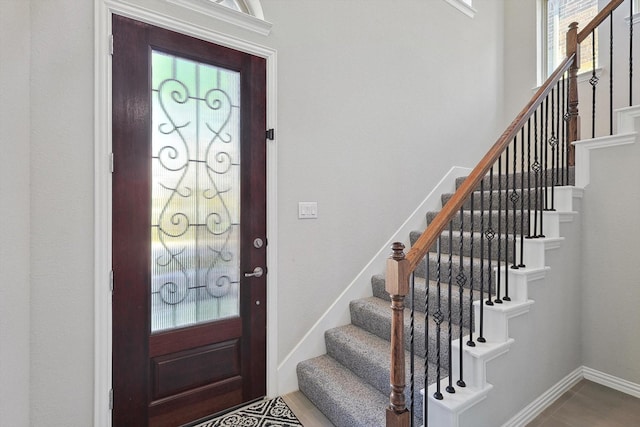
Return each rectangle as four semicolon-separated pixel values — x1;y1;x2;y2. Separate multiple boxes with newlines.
427;209;530;235
454;168;575;191
441;188;547;212
325;324;434;424
371;275;475;329
297;354;388;427
295;170;571;425
350;296;466;366
413;251;499;292
410;229;516;263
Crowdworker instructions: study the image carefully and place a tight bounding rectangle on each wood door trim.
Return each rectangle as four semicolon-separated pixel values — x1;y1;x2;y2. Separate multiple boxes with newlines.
111;14;151;425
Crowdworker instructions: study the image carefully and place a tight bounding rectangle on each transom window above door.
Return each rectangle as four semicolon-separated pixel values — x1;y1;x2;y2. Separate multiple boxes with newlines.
167;0;272;35
214;0;248;14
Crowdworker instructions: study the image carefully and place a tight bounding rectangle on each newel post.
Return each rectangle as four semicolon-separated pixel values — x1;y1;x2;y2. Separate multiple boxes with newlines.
566;21;580;166
385;242;411;427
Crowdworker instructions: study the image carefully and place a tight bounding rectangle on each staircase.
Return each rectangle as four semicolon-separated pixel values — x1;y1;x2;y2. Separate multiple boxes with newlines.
294;1;637;424
297;168;575;427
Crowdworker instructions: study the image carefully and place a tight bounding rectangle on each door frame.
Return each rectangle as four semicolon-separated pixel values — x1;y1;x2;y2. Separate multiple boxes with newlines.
94;2;278;426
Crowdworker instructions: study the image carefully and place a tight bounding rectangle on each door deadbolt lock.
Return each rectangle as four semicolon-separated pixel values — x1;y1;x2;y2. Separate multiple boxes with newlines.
244;267;264;278
253;238;264;249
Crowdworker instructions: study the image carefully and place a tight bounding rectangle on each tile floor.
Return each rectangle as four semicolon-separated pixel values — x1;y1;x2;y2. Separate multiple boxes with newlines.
526;379;640;427
283;379;640;427
282;391;335;426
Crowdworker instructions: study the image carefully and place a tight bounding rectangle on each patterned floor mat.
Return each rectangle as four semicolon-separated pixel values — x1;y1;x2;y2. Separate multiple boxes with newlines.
195;397;303;427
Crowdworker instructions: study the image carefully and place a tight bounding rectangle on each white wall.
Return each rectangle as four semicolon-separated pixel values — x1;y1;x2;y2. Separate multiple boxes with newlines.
265;0;506;364
503;0;538;127
2;0;508;424
0;1;30;426
578;1;640;386
29;0;95;425
581;132;640;385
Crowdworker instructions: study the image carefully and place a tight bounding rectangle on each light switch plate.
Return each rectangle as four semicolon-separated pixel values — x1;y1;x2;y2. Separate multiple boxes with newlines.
298;202;318;219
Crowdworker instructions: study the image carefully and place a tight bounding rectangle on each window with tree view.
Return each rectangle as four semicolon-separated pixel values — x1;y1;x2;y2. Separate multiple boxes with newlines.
545;0;599;77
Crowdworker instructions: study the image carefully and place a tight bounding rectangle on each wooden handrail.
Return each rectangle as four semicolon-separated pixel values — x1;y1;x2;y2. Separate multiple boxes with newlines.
578;0;625;43
404;55;575;274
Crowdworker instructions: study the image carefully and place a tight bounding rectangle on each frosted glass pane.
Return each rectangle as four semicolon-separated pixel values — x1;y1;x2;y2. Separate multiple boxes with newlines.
151;50;241;333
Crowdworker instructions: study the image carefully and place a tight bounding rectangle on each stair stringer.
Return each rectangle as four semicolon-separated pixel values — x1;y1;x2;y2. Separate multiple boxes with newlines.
420;187;584;427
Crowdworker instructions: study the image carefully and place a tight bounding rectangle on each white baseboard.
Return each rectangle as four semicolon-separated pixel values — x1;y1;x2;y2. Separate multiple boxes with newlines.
583;366;640;399
275;166;472;395
501;366;583;427
502;366;640;426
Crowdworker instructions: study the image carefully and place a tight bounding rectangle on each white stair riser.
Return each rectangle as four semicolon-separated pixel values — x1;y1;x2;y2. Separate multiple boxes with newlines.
553;186;583;212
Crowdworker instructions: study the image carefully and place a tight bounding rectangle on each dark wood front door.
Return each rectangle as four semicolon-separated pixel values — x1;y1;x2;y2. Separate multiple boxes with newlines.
112;15;267;427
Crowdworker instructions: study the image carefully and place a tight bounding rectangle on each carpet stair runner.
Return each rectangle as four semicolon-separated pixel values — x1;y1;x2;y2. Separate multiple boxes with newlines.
297;169;574;427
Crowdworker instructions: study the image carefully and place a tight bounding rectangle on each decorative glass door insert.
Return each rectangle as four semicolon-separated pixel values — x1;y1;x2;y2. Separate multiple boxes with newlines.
113;16;267;424
151;50;241;332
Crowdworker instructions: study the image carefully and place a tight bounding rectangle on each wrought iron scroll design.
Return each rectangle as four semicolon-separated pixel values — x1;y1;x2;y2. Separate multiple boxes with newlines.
151;54;241;331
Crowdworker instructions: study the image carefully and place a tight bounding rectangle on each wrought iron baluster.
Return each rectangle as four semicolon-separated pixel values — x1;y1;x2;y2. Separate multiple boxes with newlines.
631;0;634;106
446;222;455;394
512;131;522;270
520;121;528;267
562;74;567;186
540;101;546;238
566;72;571;184
434;236;443;400
424;253;430;420
556;80;561;187
527;117;532;240
485;166;496;305
457;206;467;386
610;12;614;135
553;80;562;186
532;110;540;238
496;156;503;304
550;87;557;211
478;180;486;344
591;32;599;138
467;192;476;348
504;144;511;302
536;107;547;237
543;96;549;212
486;167;494;308
410;272;415;426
